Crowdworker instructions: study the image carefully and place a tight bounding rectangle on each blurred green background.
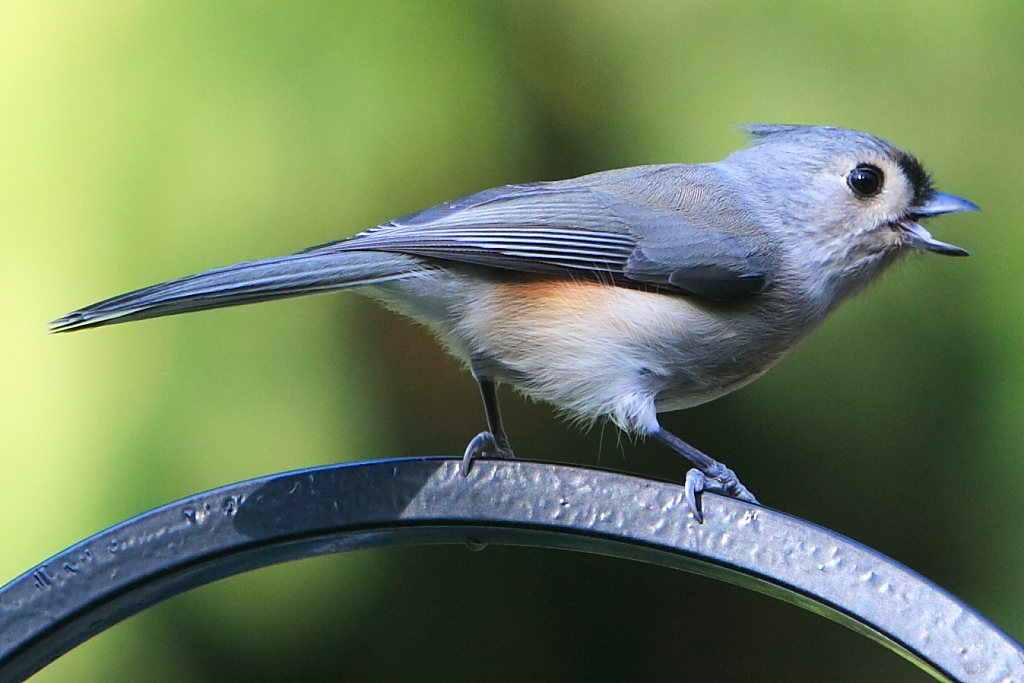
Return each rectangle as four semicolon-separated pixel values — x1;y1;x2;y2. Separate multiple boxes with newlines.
3;1;1023;681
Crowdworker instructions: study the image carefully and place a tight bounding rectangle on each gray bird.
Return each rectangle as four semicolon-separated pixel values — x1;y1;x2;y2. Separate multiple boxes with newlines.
50;124;978;521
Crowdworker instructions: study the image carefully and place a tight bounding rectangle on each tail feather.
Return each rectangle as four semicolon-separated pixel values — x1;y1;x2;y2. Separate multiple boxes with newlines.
49;250;424;333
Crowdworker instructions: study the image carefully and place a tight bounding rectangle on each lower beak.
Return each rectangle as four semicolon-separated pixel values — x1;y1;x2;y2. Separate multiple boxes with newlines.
900;191;979;257
900;220;970;256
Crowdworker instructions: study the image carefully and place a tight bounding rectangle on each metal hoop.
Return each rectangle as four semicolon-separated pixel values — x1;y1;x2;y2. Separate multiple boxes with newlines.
1;458;1020;682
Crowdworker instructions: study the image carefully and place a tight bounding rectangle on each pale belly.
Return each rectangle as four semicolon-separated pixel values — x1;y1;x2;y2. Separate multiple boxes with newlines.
432;277;808;427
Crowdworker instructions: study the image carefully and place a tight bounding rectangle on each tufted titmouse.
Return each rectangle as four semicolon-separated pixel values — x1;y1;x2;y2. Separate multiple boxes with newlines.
51;124;978;520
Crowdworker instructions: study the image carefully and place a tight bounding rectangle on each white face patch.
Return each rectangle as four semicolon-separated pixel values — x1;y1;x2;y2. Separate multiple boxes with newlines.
843;154;917;228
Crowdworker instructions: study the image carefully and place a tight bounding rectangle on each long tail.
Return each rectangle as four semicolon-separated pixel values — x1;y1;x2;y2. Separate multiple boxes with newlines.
49;250;425;333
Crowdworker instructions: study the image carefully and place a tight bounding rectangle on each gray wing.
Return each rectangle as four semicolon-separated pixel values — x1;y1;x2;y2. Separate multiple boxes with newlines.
305;176;777;300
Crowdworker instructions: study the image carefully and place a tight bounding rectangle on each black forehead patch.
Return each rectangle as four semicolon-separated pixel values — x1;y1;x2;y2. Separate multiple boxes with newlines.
894;150;934;208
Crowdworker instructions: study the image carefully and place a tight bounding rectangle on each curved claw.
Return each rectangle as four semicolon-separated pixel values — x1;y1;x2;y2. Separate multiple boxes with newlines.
683;470;707;523
683;467;759;523
460;431;515;476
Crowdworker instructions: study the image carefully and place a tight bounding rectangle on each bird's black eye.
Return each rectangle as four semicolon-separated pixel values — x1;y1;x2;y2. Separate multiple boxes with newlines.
847;164;884;198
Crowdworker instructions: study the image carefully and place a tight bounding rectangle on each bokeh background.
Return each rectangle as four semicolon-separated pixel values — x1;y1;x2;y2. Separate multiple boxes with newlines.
4;1;1023;681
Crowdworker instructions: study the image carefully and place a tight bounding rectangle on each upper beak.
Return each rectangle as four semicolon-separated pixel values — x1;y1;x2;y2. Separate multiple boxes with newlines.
912;192;981;218
900;191;979;257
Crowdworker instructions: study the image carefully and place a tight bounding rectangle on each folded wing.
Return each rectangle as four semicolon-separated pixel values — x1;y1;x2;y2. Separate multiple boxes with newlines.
306;179;776;300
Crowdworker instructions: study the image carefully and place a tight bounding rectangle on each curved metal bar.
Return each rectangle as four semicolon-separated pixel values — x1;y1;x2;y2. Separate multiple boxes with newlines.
0;458;1020;682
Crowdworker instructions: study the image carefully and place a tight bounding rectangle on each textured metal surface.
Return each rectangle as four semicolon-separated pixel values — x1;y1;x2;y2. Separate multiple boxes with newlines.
0;457;1021;682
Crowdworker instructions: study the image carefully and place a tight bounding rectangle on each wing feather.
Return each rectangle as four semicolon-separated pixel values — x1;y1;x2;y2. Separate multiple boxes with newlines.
303;173;776;300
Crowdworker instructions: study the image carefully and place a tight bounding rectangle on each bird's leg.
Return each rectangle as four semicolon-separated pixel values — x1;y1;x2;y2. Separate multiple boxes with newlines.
653;426;759;522
461;377;515;476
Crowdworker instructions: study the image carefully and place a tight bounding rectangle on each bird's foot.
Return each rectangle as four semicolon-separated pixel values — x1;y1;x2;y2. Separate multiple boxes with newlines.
683;466;759;523
459;431;515;476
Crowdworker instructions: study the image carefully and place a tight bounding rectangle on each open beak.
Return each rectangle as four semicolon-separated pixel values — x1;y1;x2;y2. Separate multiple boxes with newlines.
899;192;979;257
